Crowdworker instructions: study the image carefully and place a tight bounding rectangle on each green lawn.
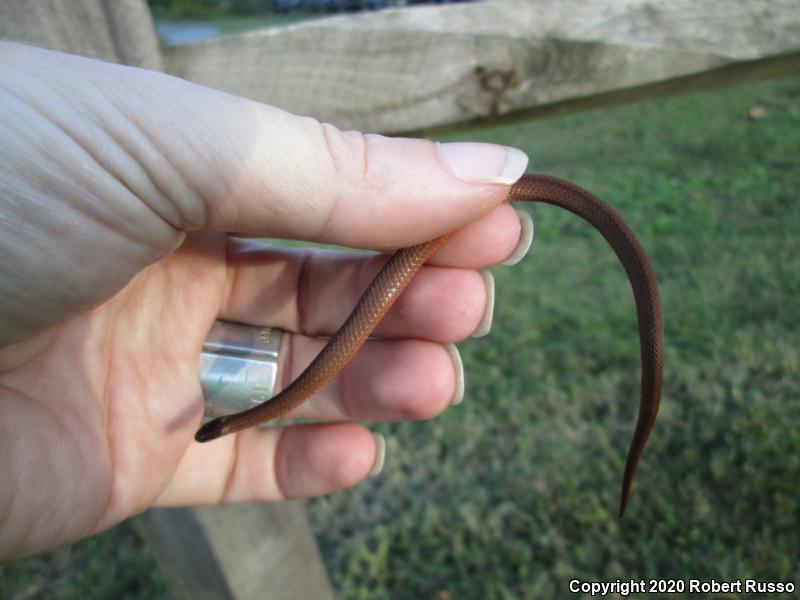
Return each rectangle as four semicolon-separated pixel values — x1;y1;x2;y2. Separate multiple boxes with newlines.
153;14;322;47
2;73;799;598
309;73;800;598
175;13;321;35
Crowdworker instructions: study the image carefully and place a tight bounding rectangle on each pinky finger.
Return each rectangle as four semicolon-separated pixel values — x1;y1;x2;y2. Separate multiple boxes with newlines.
156;423;383;506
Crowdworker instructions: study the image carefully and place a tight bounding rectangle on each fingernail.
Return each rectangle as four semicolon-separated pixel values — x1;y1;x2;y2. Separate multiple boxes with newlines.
471;269;495;338
369;433;386;477
502;209;535;266
437;142;529;185
441;342;465;406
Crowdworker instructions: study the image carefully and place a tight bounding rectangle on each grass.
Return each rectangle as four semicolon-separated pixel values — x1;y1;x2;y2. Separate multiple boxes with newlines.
185;13;321;34
153;14;322;47
2;73;799;597
0;524;167;599
310;74;800;596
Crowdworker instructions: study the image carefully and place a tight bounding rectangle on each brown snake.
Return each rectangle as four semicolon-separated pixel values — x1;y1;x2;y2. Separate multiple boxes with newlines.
195;173;664;516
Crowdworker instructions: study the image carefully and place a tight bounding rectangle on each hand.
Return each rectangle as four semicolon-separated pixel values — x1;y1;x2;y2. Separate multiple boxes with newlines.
0;41;529;560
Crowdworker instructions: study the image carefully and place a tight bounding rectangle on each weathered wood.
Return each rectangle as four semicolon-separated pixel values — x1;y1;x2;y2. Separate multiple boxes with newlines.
0;0;161;70
162;0;800;134
134;503;335;600
410;49;800;137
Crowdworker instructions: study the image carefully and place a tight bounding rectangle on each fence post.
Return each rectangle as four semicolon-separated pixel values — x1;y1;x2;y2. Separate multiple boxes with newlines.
135;502;335;600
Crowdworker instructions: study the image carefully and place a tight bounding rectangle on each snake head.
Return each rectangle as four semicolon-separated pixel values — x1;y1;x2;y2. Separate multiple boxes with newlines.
194;417;229;443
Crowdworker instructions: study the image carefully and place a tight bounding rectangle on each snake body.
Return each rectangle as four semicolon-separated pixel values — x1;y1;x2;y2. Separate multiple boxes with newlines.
195;174;664;516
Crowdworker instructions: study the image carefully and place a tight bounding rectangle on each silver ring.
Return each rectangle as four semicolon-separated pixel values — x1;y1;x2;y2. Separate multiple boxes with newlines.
198;320;282;417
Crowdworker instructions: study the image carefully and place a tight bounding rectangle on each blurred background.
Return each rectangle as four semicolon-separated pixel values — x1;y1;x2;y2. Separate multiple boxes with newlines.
148;0;466;44
1;0;798;598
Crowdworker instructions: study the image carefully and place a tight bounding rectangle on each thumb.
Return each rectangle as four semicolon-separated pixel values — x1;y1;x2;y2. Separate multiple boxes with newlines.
0;42;529;344
51;46;528;249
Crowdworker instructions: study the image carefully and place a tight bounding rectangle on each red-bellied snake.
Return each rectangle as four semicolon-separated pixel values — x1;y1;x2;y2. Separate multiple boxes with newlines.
195;173;664;516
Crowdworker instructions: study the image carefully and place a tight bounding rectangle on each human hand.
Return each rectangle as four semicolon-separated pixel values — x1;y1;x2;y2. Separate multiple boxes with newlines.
0;41;529;560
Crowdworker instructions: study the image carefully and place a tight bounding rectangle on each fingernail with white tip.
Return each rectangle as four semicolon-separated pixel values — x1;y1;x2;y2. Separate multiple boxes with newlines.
369;433;385;477
437;142;529;185
471;269;495;338
441;342;465;406
502;209;535;266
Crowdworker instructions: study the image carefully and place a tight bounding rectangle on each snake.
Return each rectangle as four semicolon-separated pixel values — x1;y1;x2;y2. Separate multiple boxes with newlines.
195;173;664;516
